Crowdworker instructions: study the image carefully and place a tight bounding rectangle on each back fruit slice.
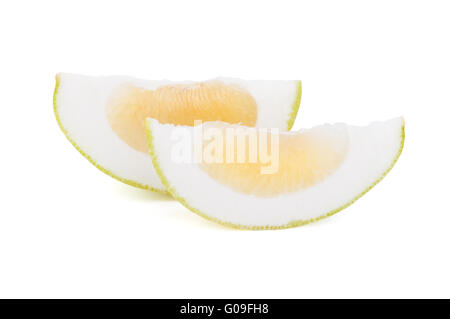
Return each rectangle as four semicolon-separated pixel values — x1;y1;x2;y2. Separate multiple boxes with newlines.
54;73;302;192
146;117;405;229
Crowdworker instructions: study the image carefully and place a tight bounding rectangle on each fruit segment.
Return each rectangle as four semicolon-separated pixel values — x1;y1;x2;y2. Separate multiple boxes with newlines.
146;118;405;229
54;73;301;191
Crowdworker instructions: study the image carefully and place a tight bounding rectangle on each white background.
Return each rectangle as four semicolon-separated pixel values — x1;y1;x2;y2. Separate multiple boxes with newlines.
0;0;449;298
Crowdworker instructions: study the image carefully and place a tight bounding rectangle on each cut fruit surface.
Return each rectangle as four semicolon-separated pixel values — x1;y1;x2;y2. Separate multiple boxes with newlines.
54;73;302;192
146;117;405;229
107;81;258;153
196;123;350;197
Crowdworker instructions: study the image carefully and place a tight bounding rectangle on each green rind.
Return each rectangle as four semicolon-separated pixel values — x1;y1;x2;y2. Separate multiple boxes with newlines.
53;74;168;194
286;81;302;131
146;119;405;230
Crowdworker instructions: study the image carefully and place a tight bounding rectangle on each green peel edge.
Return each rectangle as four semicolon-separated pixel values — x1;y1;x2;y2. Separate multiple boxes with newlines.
286;81;302;131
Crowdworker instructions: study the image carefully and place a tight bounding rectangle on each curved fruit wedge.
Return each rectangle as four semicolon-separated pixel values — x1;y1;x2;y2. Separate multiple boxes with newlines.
54;73;302;192
146;117;405;229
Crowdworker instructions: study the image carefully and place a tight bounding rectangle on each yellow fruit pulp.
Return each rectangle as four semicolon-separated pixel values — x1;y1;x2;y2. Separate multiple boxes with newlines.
106;81;258;153
199;127;349;197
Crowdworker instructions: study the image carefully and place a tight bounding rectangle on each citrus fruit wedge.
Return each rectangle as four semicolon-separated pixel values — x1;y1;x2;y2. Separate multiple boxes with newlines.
146;117;405;229
54;73;301;193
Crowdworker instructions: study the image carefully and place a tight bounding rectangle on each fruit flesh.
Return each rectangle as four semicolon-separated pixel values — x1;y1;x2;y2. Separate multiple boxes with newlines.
106;81;258;153
198;125;349;197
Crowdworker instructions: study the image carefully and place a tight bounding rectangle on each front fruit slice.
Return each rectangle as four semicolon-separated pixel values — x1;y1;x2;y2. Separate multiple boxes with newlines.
54;73;302;192
146;118;405;229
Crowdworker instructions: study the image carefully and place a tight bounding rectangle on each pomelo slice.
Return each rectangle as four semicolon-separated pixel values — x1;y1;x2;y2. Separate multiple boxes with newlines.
146;117;405;229
53;73;302;193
